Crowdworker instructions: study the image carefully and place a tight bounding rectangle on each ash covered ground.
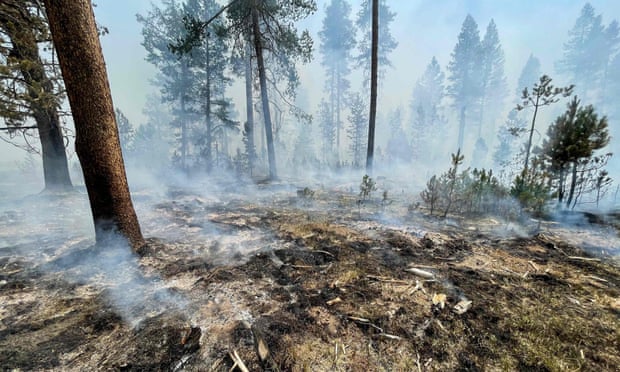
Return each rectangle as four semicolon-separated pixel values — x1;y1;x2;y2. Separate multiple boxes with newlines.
0;174;619;371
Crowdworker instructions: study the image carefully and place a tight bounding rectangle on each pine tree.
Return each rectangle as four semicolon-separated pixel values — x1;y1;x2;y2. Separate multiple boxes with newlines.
318;99;336;166
115;109;134;155
601;20;620;113
556;3;607;101
385;107;411;163
44;0;144;249
347;92;367;168
447;14;483;152
226;0;316;180
493;109;526;168
138;0;201;172
410;57;445;162
542;97;610;208
319;0;356;164
355;0;397;83
517;75;573;175
0;0;73;190
478;19;507;137
516;54;541;101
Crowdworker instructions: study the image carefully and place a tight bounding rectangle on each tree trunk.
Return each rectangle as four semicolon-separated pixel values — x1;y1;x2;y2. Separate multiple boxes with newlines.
457;106;466;151
32;108;73;190
244;41;255;176
205;37;213;173
566;161;578;209
557;167;565;204
251;4;277;180
0;5;72;190
365;0;378;174
43;0;144;249
180;62;189;172
523;95;540;175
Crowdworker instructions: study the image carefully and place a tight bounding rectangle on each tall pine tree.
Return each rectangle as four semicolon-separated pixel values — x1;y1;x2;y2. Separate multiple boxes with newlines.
516;54;541;101
319;0;356;165
355;0;397;83
479;19;507;138
410;57;445;162
447;14;482;152
556;3;607;101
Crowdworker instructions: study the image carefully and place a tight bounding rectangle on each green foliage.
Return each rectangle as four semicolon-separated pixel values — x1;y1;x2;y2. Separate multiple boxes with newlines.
359;174;376;200
516;74;574;175
542;97;611;208
510;158;551;216
421;151;520;218
355;0;397;81
0;1;64;129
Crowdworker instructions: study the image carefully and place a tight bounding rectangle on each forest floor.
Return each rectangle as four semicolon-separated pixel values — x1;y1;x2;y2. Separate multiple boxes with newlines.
0;179;619;371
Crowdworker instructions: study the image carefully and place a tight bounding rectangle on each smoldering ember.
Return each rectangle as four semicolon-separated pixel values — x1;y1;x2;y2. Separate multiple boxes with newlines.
1;1;620;371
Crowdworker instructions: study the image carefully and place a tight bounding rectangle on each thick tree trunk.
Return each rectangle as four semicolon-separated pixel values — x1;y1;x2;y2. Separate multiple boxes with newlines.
251;5;277;180
365;0;378;174
43;0;144;249
32;108;73;190
0;5;72;190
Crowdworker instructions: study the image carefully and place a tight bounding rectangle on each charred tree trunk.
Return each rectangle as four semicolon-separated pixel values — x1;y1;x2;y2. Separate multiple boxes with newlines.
0;5;72;190
365;0;378;174
43;0;144;249
251;4;277;180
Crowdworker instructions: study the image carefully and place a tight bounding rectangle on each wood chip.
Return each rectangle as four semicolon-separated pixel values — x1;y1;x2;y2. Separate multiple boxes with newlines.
432;293;446;309
453;299;472;315
326;297;342;306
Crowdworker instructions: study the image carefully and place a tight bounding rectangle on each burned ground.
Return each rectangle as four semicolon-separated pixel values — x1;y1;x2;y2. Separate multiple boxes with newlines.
0;185;619;371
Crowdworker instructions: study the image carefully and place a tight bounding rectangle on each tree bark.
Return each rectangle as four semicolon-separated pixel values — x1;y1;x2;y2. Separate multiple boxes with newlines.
365;0;378;174
566;161;578;209
244;41;255;175
0;3;72;190
205;36;213;173
251;4;277;180
457;106;466;152
43;0;144;249
523;94;540;175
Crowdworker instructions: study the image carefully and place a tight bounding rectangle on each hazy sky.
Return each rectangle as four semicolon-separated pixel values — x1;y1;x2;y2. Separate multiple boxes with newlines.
2;1;620;168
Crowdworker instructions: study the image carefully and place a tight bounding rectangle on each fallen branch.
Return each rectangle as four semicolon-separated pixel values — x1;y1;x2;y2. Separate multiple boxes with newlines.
376;333;402;341
404;267;435;279
228;349;249;372
366;274;410;284
568;256;600;262
584;275;608;283
347;316;383;332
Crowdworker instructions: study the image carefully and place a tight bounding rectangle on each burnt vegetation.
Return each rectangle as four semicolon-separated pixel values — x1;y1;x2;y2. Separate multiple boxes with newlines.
1;0;620;371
